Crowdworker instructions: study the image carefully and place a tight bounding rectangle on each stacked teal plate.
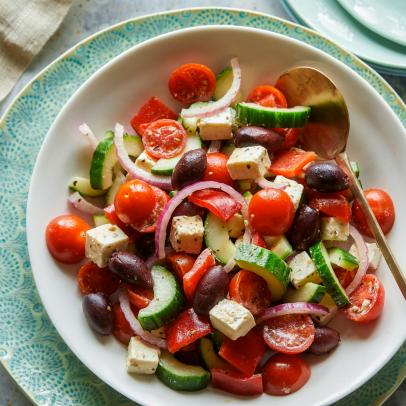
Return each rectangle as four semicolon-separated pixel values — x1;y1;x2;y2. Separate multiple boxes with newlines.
283;0;406;75
0;7;405;406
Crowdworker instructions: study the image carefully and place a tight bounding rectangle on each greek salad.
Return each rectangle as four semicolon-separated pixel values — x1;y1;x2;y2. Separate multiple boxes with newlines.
45;59;395;396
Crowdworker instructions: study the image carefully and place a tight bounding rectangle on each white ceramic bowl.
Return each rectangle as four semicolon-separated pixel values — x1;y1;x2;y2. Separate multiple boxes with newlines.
27;26;406;406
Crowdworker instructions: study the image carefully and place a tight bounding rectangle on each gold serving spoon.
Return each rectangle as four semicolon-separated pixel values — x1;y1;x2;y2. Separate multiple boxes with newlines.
276;67;406;299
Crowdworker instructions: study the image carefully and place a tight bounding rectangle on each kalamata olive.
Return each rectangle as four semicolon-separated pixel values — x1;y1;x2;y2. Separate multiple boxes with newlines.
309;326;340;355
234;126;284;154
305;161;349;192
171;148;207;190
288;205;320;250
172;200;206;218
83;293;113;335
193;265;229;316
134;234;155;260
108;251;152;288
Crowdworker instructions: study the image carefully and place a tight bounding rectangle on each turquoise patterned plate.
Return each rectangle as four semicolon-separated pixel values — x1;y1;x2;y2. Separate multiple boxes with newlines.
0;8;405;406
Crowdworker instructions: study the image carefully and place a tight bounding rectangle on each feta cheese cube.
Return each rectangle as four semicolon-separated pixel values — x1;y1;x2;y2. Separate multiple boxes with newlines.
226;146;271;180
134;151;157;172
209;299;255;340
321;217;349;241
226;213;245;238
288;251;321;288
85;224;128;267
198;108;234;140
127;337;160;374
273;175;304;210
169;215;204;254
349;242;382;271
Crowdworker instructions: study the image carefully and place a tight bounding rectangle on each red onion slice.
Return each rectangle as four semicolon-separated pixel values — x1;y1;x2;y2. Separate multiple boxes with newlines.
113;123;172;190
118;289;167;349
345;225;369;295
255;176;288;190
68;192;104;215
155;180;248;259
181;58;242;118
223;258;236;273
79;123;98;151
208;140;221;153
256;302;329;325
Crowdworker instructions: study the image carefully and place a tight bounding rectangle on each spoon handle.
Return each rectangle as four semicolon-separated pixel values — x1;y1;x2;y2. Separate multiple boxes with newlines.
336;152;406;299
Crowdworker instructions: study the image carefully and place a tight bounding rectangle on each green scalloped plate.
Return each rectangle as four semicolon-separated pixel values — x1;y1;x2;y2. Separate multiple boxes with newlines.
0;7;405;406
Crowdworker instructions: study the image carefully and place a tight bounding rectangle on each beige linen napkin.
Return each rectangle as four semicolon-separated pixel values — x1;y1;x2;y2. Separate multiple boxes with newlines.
0;0;73;102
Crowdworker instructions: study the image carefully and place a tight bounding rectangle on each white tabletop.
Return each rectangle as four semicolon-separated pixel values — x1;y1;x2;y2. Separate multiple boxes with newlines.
0;1;404;405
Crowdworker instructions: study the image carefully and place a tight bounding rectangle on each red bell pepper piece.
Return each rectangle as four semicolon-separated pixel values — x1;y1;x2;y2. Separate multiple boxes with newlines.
112;303;135;345
270;149;317;178
211;368;263;396
130;96;177;135
251;232;267;248
188;189;241;222
309;193;352;222
167;253;196;279
126;284;153;309
219;330;267;376
165;308;212;353
183;248;216;300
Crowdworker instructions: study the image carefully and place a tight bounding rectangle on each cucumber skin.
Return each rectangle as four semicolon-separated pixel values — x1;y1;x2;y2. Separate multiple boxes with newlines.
156;352;210;392
199;338;229;370
310;242;350;308
138;266;184;330
236;103;310;128
284;283;326;304
90;134;143;190
328;247;359;271
235;243;290;301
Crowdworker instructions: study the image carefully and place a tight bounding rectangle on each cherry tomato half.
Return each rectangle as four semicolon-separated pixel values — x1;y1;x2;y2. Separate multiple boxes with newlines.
248;188;295;236
229;270;271;315
77;262;120;296
352;188;395;238
114;179;156;226
202;152;234;186
262;354;311;396
143;119;186;160
247;85;288;108
46;214;90;264
133;186;169;233
263;314;315;354
168;63;216;104
344;274;385;323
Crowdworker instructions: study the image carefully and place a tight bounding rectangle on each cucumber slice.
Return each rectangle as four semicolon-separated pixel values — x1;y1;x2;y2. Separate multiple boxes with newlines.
211;331;225;351
199;338;229;370
204;212;236;264
283;282;326;304
235;243;290;301
328;247;359;271
92;214;109;227
156;351;210;391
236;102;311;128
69;176;106;197
309;241;349;308
89;133;143;190
268;235;293;260
214;67;244;105
180;102;209;135
138;265;184;330
106;170;126;206
350;161;360;178
243;191;253;203
151;134;202;175
169;190;177;198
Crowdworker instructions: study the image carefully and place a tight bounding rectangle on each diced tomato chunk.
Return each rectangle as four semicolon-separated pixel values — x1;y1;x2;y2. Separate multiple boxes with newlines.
130;96;177;135
77;262;120;296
